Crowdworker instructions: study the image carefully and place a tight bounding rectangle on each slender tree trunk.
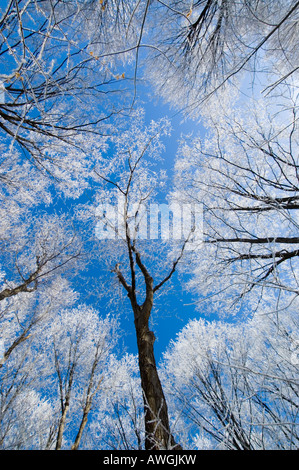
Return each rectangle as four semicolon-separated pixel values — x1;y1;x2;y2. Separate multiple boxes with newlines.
71;376;103;450
71;402;92;450
55;400;69;450
55;356;75;450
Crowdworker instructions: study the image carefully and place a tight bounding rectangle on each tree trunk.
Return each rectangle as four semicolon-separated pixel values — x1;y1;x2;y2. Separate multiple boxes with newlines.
71;376;103;450
55;400;69;450
115;251;182;449
71;401;92;450
133;304;182;450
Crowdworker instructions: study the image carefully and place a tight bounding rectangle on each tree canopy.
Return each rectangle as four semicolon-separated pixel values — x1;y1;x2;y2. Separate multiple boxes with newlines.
0;0;298;451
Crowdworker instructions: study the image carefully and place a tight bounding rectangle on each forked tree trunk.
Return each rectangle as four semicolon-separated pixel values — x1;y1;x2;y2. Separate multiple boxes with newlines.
115;245;183;450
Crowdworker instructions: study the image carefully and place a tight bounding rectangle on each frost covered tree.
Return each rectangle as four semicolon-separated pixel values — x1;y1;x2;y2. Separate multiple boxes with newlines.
87;354;145;450
0;282;77;449
1;0;298;152
0;134;89;366
43;306;119;450
0;303;126;450
0;0;140;161
91;109;198;449
0;122;117;449
1;0;298;452
143;0;299;112
173;82;299;314
161;303;299;450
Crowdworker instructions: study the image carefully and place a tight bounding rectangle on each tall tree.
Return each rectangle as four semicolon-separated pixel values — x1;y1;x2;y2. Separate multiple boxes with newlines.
144;0;299;112
45;306;118;450
1;0;298;452
173;82;299;313
0;0;138;162
0;135;86;366
0;303;122;449
87;354;144;450
161;305;299;449
0;281;77;449
93;110;195;449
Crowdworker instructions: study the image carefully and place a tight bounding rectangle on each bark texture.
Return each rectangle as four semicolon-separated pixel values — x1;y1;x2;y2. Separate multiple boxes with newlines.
134;309;181;450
